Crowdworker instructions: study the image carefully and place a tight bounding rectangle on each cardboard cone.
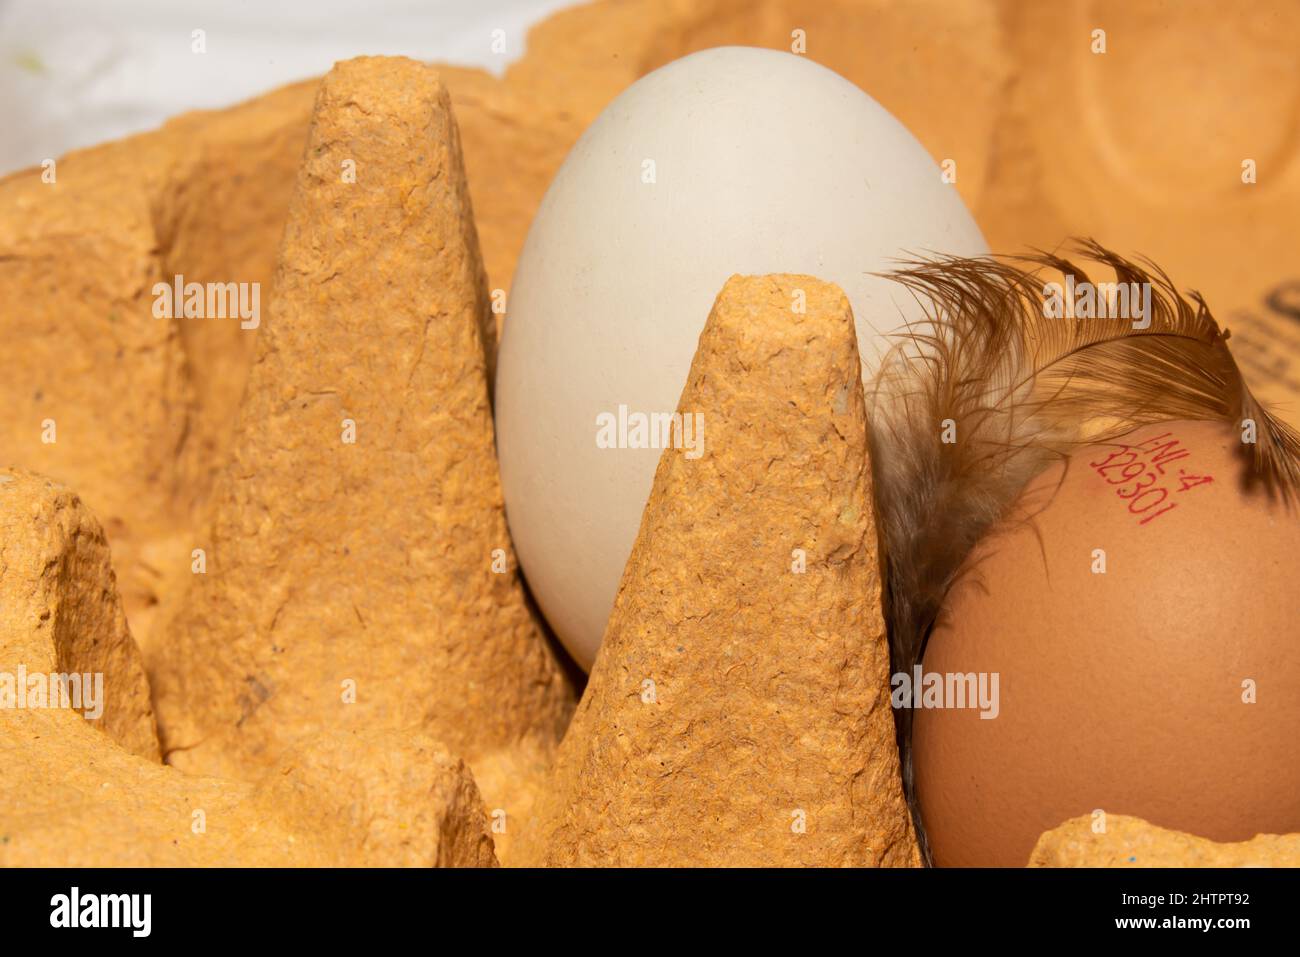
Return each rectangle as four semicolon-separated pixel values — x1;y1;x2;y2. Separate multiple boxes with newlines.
0;469;160;761
0;469;497;866
1031;814;1300;868
149;58;574;817
518;275;919;866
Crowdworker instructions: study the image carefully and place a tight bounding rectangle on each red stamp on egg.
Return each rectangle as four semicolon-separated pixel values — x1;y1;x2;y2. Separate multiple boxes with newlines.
1088;431;1214;525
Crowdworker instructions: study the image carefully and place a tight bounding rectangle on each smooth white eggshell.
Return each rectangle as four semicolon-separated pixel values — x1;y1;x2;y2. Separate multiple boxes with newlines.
495;46;988;669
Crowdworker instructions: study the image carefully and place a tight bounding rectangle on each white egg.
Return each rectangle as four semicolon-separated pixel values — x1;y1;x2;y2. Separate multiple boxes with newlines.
495;46;987;669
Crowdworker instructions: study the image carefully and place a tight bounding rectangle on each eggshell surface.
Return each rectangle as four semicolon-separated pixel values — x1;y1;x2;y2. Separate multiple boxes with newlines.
914;420;1300;867
495;46;988;668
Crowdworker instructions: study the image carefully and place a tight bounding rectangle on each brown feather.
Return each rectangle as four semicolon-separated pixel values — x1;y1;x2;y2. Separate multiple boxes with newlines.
867;240;1300;833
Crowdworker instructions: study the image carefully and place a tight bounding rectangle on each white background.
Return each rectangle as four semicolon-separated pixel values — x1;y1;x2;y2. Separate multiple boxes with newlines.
0;0;569;175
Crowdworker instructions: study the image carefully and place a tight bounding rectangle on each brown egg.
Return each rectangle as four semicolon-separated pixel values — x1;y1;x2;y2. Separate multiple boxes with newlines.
913;419;1300;867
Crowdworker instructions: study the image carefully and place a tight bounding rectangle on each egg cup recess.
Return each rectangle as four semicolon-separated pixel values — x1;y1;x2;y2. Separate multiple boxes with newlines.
2;57;569;869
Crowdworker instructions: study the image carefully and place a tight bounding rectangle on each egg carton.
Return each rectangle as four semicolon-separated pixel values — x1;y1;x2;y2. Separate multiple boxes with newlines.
2;0;1298;869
